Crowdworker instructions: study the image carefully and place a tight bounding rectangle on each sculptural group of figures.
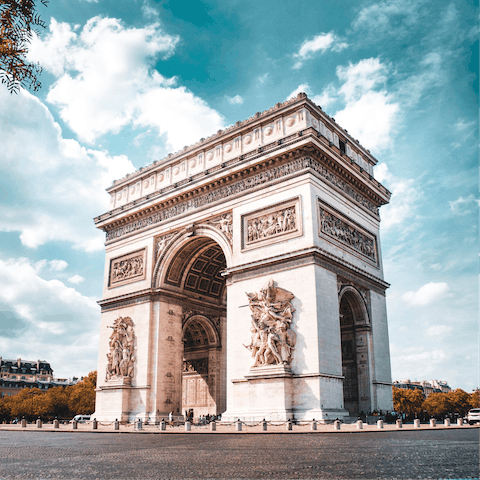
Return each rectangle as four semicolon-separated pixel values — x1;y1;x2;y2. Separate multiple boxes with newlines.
106;316;136;380
320;210;375;260
244;280;297;367
247;208;296;243
111;256;144;283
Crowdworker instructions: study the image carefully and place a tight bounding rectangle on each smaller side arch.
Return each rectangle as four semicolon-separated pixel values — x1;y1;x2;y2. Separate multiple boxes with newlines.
338;286;370;326
182;314;220;348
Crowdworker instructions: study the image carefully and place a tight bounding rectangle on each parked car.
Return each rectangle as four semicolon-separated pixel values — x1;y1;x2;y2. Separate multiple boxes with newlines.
71;415;91;423
466;409;480;425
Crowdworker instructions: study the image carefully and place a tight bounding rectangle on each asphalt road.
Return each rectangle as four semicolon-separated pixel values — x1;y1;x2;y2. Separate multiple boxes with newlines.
0;429;478;479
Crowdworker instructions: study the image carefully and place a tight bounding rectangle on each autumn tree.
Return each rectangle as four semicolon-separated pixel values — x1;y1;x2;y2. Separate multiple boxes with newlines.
469;390;479;409
68;371;97;415
0;0;48;93
392;387;424;417
446;389;471;417
423;392;451;418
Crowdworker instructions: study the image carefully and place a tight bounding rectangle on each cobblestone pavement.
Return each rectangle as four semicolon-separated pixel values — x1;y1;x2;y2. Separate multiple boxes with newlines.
0;428;478;479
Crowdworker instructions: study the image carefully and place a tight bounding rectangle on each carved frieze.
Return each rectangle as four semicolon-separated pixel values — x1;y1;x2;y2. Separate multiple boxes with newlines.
242;197;302;250
108;248;147;288
244;279;297;367
105;156;379;242
319;202;377;264
105;316;136;381
206;212;233;245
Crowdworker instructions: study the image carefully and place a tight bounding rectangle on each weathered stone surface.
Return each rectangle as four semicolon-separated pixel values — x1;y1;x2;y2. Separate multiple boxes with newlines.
93;94;393;423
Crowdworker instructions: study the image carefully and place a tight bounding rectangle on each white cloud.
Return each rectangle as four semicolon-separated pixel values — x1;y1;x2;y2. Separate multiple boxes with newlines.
426;324;453;337
351;0;424;44
227;94;244;105
402;282;450;306
374;163;419;230
0;88;135;251
311;84;338;109
333;58;399;151
391;345;449;381
293;32;347;69
49;260;68;271
29;17;224;151
68;275;85;284
449;194;479;216
0;257;99;376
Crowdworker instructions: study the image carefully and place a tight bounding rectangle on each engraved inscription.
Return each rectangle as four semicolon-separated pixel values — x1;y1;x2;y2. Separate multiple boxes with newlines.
320;206;376;262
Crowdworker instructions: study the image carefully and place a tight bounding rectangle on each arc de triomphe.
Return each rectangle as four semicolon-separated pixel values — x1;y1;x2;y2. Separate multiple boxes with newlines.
93;93;393;422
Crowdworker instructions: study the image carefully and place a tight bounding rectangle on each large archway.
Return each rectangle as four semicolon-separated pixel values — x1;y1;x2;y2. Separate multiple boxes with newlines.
339;288;371;417
157;233;228;419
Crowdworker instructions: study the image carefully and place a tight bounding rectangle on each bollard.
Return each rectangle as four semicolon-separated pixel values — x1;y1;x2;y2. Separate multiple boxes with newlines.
21;418;27;428
114;420;119;431
356;420;363;430
311;419;317;431
444;418;450;427
92;419;98;430
72;420;78;430
334;420;341;430
185;421;191;432
262;419;267;431
137;419;143;431
36;418;42;429
53;418;59;429
286;420;292;431
236;419;242;432
414;419;420;428
160;420;166;431
396;419;403;429
210;421;216;431
457;418;464;426
377;419;384;429
430;418;436;428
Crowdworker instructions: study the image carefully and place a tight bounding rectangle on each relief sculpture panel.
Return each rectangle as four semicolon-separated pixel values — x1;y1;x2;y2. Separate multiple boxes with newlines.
105;316;136;382
242;197;302;250
109;248;147;288
244;279;297;367
319;201;377;264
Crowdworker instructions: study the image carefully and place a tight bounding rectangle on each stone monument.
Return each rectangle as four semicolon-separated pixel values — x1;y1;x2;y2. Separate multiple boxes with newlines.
92;93;393;422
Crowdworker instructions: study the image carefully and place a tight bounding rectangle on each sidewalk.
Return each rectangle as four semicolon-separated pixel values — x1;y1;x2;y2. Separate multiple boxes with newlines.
1;421;477;434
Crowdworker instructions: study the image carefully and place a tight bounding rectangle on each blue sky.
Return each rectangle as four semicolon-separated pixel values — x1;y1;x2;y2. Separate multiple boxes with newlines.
0;0;478;391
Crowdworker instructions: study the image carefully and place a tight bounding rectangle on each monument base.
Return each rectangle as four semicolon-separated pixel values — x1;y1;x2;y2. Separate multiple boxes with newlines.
222;367;350;422
93;377;133;422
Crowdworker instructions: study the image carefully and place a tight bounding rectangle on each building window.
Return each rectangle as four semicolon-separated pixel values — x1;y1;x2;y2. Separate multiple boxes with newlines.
339;139;346;154
21;376;25;380
11;375;16;380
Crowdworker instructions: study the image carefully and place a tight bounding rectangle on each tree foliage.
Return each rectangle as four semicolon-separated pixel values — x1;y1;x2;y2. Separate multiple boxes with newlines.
393;387;424;416
0;371;97;421
0;0;48;93
393;387;478;420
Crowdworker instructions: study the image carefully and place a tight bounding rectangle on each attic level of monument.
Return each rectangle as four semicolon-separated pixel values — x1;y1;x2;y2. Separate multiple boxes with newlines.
95;94;391;243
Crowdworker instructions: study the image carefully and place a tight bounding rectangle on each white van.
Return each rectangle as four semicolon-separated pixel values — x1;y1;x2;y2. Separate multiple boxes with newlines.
71;415;91;423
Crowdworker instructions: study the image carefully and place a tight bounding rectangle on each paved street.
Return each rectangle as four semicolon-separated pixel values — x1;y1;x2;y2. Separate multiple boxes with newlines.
0;428;478;479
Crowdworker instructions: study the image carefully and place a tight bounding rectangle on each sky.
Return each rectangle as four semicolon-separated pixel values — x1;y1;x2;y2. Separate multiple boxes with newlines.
0;0;478;391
